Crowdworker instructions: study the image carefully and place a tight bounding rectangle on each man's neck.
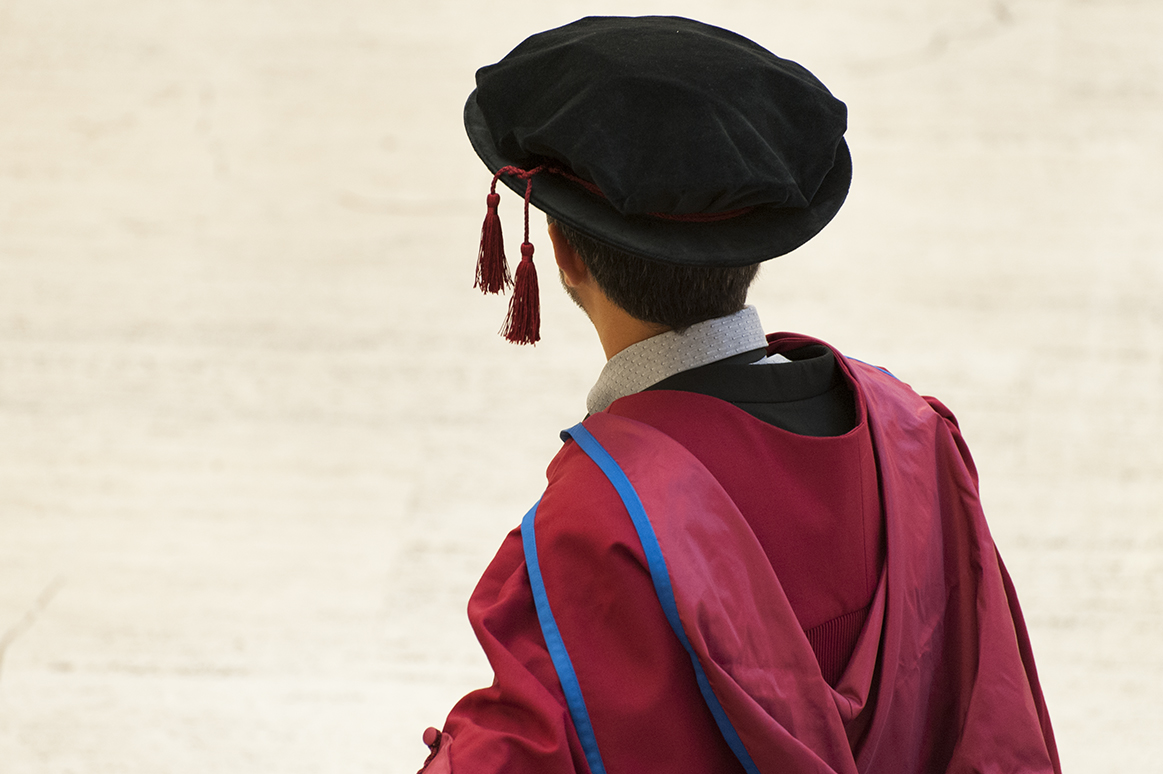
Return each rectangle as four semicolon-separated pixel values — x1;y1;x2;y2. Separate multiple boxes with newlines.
598;318;671;360
586;296;670;361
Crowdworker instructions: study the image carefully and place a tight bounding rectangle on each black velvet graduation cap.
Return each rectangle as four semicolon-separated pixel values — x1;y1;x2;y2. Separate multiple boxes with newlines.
465;16;851;343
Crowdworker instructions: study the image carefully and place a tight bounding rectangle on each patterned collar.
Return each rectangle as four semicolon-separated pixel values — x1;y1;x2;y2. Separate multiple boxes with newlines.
586;306;787;414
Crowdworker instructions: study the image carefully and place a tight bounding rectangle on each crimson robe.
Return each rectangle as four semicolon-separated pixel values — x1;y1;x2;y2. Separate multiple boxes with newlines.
420;334;1060;774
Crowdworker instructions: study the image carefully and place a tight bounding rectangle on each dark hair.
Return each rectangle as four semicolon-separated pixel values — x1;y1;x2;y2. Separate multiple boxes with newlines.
551;218;760;331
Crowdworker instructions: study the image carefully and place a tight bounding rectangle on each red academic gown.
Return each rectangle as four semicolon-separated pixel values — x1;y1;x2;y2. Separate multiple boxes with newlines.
420;334;1060;774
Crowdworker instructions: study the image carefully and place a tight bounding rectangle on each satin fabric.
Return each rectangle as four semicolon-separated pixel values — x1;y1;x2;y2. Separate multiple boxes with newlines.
422;335;1059;773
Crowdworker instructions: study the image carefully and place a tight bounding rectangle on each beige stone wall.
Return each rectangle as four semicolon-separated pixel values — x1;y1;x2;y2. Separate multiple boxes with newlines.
1;1;1159;771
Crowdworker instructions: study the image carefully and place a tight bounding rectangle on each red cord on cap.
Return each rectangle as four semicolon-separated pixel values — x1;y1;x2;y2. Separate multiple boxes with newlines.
475;165;545;344
502;241;539;344
475;162;755;344
475;189;510;294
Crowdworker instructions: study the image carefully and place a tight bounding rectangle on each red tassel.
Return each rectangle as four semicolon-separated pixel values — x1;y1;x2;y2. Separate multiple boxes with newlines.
501;242;540;345
475;192;510;294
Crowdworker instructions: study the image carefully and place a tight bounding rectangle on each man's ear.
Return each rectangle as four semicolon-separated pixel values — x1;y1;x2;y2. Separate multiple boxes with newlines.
548;221;589;288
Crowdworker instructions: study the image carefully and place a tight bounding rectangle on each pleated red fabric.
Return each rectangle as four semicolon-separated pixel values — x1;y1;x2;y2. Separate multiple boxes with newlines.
422;334;1059;774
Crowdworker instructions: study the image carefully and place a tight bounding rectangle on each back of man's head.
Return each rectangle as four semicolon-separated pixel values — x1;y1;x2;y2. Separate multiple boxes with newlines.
551;217;759;331
465;16;849;343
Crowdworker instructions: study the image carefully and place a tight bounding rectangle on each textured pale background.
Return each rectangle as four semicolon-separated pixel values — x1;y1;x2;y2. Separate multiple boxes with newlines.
1;0;1160;771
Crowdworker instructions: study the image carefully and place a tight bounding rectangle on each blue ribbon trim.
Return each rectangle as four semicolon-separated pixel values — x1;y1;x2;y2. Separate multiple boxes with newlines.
548;421;761;774
522;500;608;774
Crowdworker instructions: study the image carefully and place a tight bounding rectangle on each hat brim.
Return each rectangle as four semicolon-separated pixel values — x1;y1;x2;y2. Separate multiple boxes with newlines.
464;90;851;268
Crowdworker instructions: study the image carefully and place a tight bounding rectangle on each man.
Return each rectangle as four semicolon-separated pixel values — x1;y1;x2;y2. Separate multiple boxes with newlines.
419;16;1060;774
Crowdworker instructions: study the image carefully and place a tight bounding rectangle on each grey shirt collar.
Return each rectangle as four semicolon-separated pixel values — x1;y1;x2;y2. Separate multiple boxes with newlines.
586;306;788;415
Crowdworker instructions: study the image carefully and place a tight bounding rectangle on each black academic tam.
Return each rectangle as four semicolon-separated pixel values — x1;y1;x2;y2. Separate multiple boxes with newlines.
464;15;852;269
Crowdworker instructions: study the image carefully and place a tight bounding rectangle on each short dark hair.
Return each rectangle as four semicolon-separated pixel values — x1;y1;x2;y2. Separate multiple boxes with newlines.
551;218;760;331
